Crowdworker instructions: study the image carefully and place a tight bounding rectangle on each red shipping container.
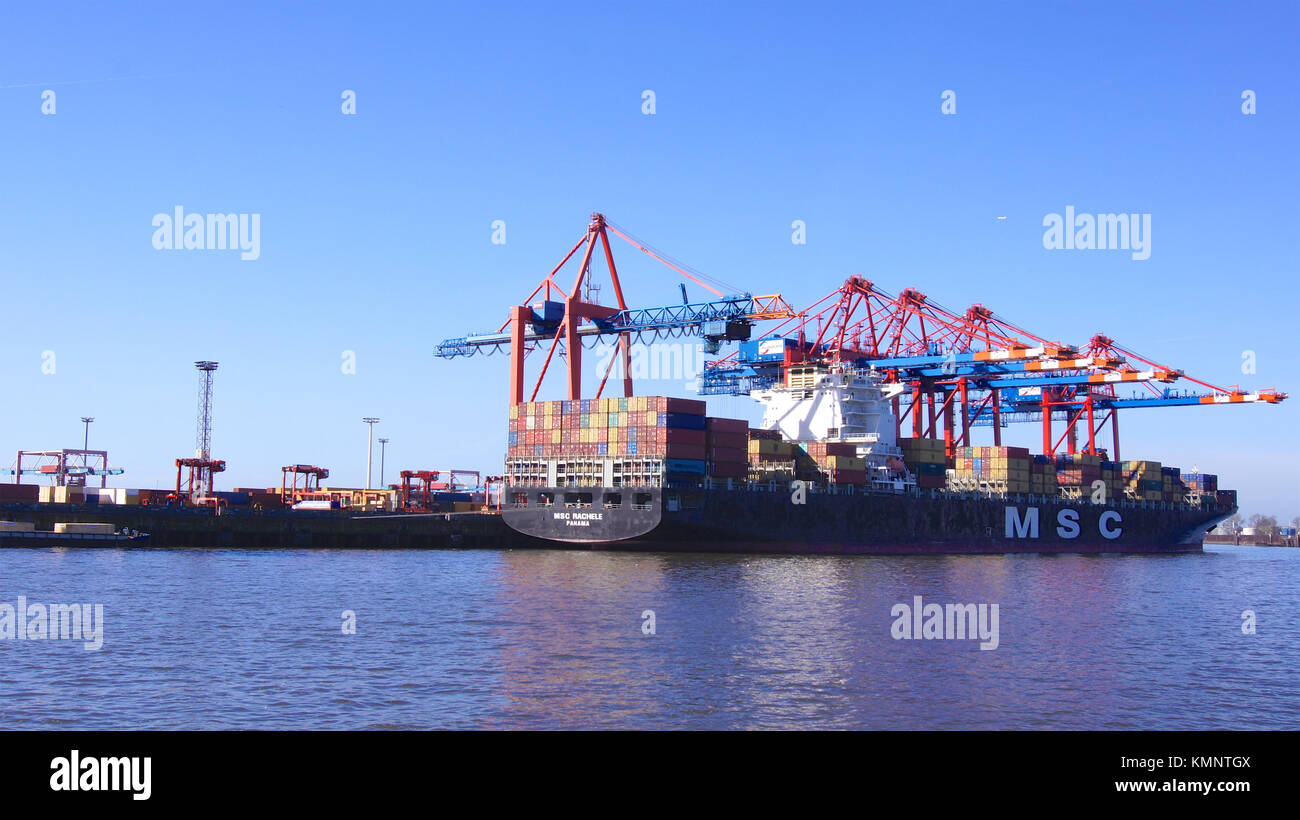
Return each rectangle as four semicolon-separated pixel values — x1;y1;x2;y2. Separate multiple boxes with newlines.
664;443;706;460
709;462;748;478
0;483;39;501
708;446;747;464
706;431;746;449
663;397;706;415
748;428;782;441
705;416;749;434
660;428;705;445
827;469;866;485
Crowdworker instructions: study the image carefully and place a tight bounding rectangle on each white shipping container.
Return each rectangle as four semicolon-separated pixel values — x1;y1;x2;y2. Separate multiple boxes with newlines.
53;522;116;534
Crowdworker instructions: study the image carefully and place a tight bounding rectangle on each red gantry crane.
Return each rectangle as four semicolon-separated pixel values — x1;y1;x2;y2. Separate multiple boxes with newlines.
435;213;794;406
702;276;1286;459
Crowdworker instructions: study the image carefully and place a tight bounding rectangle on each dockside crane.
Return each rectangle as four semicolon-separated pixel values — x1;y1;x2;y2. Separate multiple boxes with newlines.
435;219;1283;462
435;213;795;406
700;276;1287;459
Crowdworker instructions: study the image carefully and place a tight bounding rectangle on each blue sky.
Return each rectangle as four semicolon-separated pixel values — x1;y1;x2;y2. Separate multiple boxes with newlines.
1;1;1296;517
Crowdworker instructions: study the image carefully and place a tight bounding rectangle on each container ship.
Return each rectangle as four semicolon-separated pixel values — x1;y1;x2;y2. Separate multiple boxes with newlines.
426;214;1280;556
1;215;1274;554
499;370;1237;554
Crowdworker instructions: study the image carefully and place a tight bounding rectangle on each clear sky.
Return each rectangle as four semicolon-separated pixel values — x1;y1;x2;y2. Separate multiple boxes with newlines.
1;1;1296;518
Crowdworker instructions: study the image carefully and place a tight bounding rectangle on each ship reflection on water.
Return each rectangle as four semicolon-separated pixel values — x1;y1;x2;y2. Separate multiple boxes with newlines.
0;546;1294;729
476;546;1298;729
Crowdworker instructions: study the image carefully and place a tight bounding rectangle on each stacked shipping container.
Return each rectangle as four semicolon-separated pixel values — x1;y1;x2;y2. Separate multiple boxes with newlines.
747;430;798;483
1180;473;1218;494
705;417;748;479
900;437;949;489
795;441;865;485
1053;452;1099;485
1122;460;1164;502
950;445;1031;492
507;396;709;461
1030;455;1059;495
506;396;750;487
1160;466;1187;503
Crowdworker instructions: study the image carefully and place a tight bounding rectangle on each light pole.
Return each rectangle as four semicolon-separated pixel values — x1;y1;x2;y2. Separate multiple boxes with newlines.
378;438;389;488
80;417;94;468
362;418;380;489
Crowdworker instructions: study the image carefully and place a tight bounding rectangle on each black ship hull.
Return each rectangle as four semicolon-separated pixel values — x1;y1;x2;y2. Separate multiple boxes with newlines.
0;531;150;548
501;486;1230;555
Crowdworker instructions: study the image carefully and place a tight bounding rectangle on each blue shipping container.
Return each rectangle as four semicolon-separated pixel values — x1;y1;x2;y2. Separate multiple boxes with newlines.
664;458;707;475
659;413;706;430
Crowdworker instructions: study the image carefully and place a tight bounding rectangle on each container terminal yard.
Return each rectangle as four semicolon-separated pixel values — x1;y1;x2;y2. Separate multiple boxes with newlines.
1;214;1287;553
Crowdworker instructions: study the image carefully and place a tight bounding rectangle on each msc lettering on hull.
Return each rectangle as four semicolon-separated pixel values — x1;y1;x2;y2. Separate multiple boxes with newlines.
553;511;604;528
1004;506;1123;539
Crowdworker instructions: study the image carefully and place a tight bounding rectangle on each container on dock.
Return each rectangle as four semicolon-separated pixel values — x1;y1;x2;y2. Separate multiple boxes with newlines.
39;486;84;504
0;484;40;503
53;522;116;535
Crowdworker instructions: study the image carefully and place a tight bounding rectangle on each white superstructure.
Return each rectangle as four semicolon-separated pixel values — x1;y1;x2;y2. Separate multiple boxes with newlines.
751;363;911;483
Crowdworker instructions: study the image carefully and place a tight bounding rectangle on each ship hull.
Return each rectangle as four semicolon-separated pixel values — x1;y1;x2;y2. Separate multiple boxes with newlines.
501;486;1229;555
0;531;150;548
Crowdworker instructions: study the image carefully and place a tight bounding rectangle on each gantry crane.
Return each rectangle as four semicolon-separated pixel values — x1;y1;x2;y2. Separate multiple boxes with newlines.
700;276;1286;459
436;219;1284;460
282;464;330;505
435;213;794;406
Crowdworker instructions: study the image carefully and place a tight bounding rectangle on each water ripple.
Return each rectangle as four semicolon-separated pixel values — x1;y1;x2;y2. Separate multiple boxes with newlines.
0;545;1295;729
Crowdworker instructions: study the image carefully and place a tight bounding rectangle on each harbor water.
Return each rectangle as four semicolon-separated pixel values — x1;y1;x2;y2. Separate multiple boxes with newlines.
0;545;1295;730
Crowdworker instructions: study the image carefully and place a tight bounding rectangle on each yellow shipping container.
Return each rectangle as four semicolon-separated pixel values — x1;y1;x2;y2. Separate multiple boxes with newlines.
749;439;793;456
825;455;866;471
